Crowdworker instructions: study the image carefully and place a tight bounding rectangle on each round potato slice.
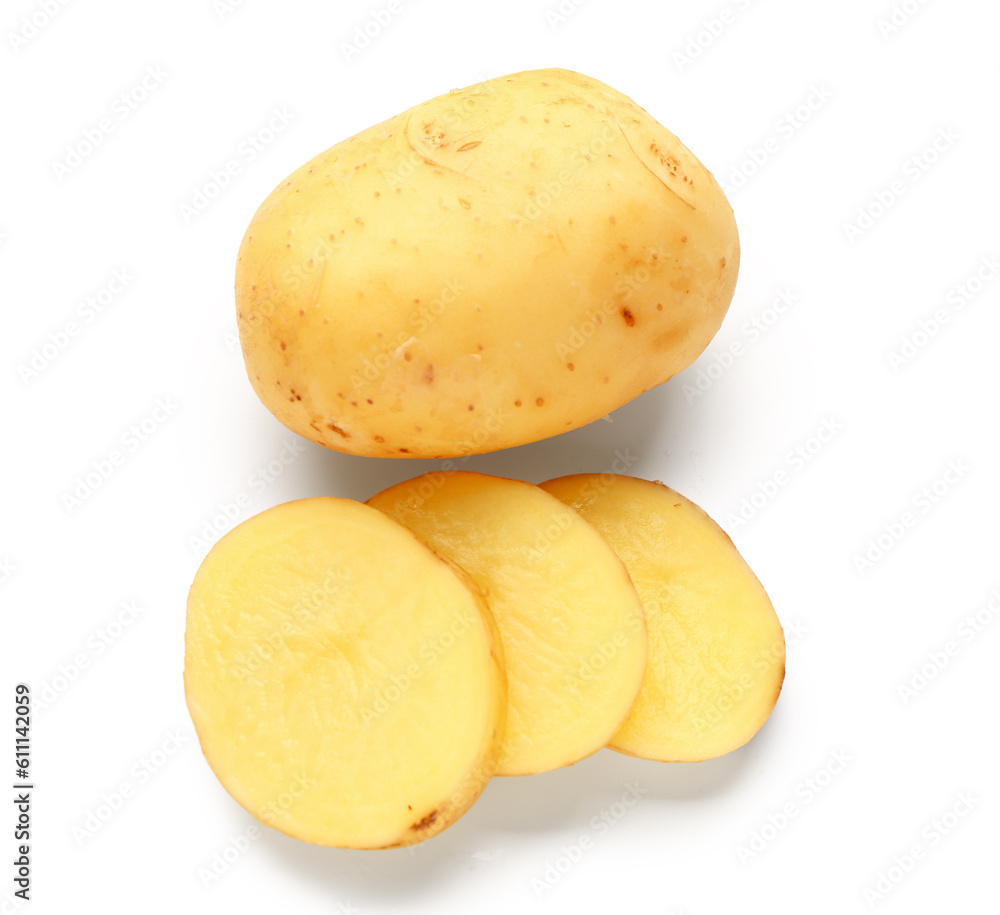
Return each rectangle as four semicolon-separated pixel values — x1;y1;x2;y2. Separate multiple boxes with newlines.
540;474;785;762
184;497;506;848
368;472;647;776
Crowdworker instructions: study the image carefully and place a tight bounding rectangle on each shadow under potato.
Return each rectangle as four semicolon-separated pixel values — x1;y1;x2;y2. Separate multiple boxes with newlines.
286;375;716;505
257;717;779;903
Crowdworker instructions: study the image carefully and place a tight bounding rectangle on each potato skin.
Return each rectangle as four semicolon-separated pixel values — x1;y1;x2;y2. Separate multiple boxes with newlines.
236;68;739;457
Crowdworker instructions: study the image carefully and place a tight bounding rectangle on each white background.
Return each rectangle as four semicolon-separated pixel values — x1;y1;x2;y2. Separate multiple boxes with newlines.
3;0;999;911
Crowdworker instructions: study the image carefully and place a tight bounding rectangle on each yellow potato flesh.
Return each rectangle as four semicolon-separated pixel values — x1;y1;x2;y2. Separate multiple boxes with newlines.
236;67;738;458
184;497;505;848
540;475;784;762
368;472;647;776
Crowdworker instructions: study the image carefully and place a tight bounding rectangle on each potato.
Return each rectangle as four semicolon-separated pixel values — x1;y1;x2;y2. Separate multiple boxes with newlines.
368;472;647;775
184;497;506;848
540;474;784;762
236;68;738;458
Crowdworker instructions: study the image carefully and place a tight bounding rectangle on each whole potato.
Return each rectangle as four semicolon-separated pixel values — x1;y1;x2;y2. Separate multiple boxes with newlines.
236;68;738;458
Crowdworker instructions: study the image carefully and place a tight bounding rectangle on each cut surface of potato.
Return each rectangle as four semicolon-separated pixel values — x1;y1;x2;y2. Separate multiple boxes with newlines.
368;472;647;776
541;474;784;762
184;497;505;848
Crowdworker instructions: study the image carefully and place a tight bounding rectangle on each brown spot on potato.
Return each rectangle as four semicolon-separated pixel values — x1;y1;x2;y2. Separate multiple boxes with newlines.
567;363;575;371
374;191;380;197
458;198;471;209
326;422;350;439
536;398;544;406
609;215;617;224
467;404;474;411
681;236;688;243
458;141;482;152
404;352;413;362
720;256;727;268
280;342;286;351
399;448;410;454
656;303;663;311
514;399;522;407
622;307;636;327
374;435;385;443
366;398;374;405
423;364;434;383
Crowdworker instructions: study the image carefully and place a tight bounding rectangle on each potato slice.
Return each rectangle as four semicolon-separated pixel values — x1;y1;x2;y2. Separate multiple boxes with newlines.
368;472;647;776
184;497;506;848
540;475;784;762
